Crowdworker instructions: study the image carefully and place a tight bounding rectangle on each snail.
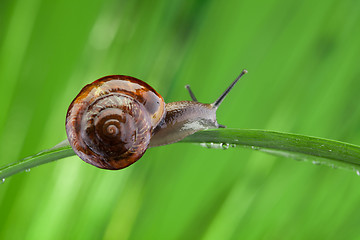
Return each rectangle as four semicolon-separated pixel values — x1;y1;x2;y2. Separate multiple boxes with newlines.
66;70;248;170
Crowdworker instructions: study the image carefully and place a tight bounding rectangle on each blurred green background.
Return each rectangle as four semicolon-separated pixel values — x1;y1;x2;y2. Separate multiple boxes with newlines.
1;0;360;239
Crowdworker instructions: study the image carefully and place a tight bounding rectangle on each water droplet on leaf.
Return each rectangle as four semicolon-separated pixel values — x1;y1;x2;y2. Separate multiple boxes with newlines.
220;143;229;150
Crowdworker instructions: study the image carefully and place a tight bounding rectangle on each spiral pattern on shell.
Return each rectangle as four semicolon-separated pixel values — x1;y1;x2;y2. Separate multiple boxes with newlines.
66;75;165;169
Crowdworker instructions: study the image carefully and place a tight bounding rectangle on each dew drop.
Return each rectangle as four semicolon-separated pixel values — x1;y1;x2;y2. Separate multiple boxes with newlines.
1;178;5;184
200;142;215;149
356;170;360;176
220;143;230;150
25;169;31;173
212;143;223;149
200;142;233;150
230;144;236;148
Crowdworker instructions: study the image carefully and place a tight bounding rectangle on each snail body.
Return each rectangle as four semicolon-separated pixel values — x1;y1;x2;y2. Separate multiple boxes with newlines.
66;70;247;169
149;101;217;147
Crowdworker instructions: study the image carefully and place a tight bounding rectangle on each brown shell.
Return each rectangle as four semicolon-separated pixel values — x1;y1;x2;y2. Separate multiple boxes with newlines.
66;75;166;169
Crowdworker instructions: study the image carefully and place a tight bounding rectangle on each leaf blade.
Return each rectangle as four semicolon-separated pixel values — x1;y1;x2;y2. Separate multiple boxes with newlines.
2;129;360;179
0;140;74;179
181;129;360;171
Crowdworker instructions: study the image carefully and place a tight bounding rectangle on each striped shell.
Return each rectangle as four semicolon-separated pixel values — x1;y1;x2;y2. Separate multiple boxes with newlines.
65;75;165;169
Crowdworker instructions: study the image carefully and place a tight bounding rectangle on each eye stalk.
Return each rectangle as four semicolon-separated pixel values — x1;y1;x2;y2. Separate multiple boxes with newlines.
184;69;248;108
185;85;198;102
212;69;248;108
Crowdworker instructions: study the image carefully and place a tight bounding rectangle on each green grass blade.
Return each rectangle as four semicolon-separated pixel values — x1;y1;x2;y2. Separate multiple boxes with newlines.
182;129;360;173
2;129;360;180
0;140;74;180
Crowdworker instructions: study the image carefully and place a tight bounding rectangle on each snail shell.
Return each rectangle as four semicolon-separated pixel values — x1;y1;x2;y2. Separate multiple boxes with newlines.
65;75;165;169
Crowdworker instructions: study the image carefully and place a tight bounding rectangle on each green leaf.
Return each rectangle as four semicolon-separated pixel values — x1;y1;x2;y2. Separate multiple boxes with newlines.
1;129;360;180
0;140;74;180
182;129;360;173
